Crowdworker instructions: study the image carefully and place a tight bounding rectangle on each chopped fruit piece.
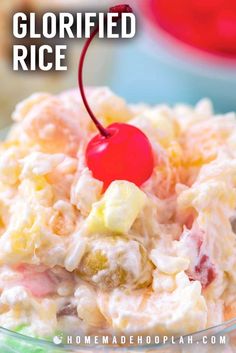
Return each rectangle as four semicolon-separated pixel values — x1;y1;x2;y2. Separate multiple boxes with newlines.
183;228;216;288
77;236;153;290
193;254;216;288
16;265;58;298
86;180;147;234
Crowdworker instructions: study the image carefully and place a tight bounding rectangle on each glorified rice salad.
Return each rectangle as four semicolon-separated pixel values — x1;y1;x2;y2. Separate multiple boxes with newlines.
0;87;235;340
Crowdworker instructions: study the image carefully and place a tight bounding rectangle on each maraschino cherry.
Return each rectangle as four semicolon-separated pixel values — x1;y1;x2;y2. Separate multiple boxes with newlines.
78;4;154;189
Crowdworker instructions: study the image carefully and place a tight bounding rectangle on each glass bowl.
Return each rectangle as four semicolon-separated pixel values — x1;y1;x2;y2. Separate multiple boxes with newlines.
0;127;236;353
0;318;236;353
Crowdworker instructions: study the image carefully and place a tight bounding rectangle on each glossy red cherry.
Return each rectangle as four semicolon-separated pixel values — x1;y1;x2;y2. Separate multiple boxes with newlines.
86;123;154;189
78;4;154;189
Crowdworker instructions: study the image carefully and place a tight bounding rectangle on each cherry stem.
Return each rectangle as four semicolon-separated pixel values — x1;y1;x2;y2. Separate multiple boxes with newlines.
78;4;133;138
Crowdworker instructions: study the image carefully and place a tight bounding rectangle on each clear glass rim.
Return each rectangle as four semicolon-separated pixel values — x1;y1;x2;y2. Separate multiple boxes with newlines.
0;318;236;351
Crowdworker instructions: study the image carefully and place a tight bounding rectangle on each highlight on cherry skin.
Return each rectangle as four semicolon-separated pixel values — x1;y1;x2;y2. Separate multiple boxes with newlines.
78;4;155;189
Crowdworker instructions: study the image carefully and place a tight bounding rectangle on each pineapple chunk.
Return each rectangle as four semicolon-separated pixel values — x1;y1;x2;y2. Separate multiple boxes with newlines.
86;181;147;234
77;235;153;290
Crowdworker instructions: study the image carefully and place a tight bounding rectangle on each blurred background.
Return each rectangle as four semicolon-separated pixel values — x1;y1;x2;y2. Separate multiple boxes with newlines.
0;0;115;128
1;0;236;128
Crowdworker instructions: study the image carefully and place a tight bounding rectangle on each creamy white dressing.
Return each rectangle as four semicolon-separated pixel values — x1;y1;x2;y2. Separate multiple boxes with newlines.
0;88;234;339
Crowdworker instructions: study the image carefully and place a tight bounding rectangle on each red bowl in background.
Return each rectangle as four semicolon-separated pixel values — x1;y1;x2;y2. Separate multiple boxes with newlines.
139;0;236;59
